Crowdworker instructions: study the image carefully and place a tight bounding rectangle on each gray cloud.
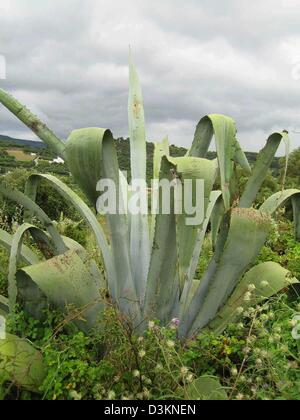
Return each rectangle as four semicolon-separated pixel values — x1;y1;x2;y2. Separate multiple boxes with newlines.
0;0;299;153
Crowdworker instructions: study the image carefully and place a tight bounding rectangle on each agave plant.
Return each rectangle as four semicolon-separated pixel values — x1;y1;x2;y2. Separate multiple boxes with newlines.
0;56;299;359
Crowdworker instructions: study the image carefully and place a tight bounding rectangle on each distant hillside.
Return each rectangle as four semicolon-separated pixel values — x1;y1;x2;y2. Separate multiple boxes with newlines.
0;134;45;149
0;134;61;174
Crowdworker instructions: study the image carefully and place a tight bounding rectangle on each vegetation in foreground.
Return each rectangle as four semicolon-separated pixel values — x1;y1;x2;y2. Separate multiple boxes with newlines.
0;58;299;400
0;211;299;400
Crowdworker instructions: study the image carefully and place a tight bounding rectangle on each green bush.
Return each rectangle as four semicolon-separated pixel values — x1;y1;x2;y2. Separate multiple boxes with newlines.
1;293;299;400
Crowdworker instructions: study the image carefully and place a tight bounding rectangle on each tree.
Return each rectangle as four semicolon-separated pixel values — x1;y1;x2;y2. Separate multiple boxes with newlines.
280;147;300;188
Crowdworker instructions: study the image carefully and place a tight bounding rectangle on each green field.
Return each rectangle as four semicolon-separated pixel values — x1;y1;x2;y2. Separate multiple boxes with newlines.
6;148;36;162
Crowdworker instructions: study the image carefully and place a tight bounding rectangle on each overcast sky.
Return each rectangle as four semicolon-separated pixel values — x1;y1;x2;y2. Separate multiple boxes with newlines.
0;0;300;153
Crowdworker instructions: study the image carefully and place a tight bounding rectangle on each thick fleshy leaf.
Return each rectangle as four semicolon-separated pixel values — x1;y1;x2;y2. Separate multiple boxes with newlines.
239;131;289;208
5;226;83;316
119;170;131;231
0;228;40;265
168;157;217;291
65;128;139;316
7;223;57;311
233;139;252;175
143;157;178;324
188;114;237;210
25;173;115;294
179;191;222;315
17;250;104;333
14;231;87;320
292;195;300;241
208;262;299;334
128;54;150;299
153;137;170;180
179;208;272;338
0;88;65;158
0;333;46;392
0;183;67;255
150;137;170;245
65;127;109;206
210;195;225;249
184;280;200;308
0;295;9;317
188;190;222;281
260;189;300;240
185;376;228;400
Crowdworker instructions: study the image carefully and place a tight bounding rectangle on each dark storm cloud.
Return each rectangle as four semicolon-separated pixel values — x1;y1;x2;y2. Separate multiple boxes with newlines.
0;0;299;152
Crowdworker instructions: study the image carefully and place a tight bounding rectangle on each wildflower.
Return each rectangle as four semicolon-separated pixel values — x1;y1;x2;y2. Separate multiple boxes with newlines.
236;393;244;400
166;339;175;348
137;336;144;343
290;319;298;327
237;322;244;329
255;358;263;367
248;284;256;292
273;326;281;334
268;312;275;320
69;390;82;400
231;367;238;377
287;361;298;369
139;349;146;358
243;347;251;355
273;333;281;342
148;321;155;330
236;307;244;315
108;390;116;400
260;280;269;288
268;336;274;344
251;386;257;395
133;369;140;378
239;375;246;383
180;366;189;377
186;373;194;383
143;388;151;398
260;314;269;322
260;350;268;358
244;292;252;302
